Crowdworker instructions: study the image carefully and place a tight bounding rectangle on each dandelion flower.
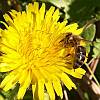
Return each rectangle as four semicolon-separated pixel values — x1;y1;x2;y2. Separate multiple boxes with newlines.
0;2;86;100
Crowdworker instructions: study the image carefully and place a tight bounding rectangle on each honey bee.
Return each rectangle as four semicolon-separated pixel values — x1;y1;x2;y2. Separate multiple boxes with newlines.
60;33;86;69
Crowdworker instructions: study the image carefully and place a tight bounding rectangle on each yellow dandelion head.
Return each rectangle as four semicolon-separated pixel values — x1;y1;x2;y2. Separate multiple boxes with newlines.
0;2;86;100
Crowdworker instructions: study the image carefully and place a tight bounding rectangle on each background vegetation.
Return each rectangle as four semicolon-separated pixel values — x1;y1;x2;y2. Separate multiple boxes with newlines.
0;0;100;100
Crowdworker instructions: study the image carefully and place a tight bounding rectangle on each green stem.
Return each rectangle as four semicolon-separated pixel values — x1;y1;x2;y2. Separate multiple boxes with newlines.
84;62;100;86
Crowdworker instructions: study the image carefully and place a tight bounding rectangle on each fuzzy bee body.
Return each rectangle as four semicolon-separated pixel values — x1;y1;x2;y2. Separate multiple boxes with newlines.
60;33;86;69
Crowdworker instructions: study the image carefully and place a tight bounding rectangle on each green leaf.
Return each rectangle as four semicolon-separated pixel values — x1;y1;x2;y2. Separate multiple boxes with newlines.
1;84;19;100
68;0;100;24
93;38;100;58
81;24;96;41
96;12;100;20
81;24;96;53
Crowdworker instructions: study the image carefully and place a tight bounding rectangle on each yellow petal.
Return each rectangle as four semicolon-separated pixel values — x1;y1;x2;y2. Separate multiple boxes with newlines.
33;2;39;14
0;63;14;72
32;84;36;99
64;23;78;33
3;13;13;24
9;10;18;18
32;69;44;80
60;73;76;90
18;70;28;84
26;3;34;13
75;68;86;75
3;73;19;91
45;81;55;100
53;80;63;99
0;21;8;29
73;28;83;35
52;9;60;22
45;6;55;24
38;79;45;100
39;3;45;21
57;66;86;79
17;70;31;99
0;72;14;88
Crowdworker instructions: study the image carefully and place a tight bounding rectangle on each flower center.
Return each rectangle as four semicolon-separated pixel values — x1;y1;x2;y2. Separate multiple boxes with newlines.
17;31;70;70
